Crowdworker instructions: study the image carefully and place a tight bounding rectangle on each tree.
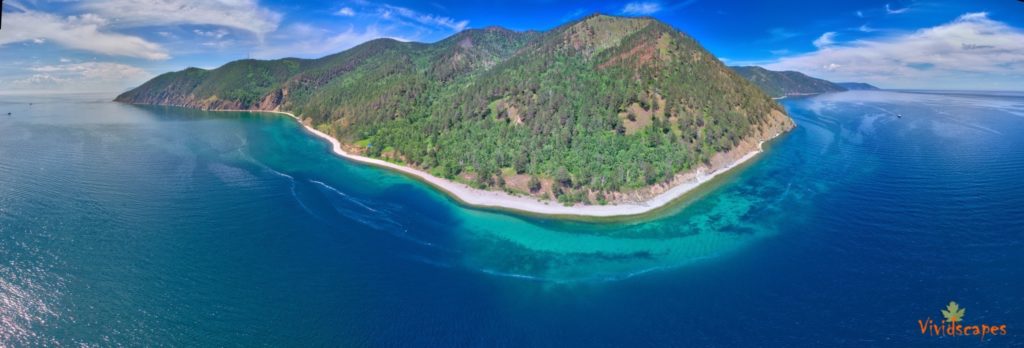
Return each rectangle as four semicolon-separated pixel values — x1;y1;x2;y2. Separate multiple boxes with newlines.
513;153;529;174
528;176;542;193
119;17;786;198
554;166;572;187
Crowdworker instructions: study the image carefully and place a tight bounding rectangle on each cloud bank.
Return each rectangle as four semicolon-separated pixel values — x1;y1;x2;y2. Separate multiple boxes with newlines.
7;62;152;93
763;13;1024;90
0;6;169;60
253;24;408;59
78;0;282;37
380;4;468;32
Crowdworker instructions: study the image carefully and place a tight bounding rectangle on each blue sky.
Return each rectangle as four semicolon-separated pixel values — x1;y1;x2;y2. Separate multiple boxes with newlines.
1;0;1022;94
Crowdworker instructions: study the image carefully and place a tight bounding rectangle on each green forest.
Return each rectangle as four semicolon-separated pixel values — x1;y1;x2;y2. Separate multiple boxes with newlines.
117;14;787;205
731;65;847;98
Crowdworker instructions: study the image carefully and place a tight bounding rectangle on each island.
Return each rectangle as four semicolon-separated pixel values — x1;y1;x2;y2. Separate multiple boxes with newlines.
115;14;795;217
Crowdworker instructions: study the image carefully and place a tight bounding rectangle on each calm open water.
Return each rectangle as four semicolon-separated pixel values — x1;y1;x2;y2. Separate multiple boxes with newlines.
0;90;1022;346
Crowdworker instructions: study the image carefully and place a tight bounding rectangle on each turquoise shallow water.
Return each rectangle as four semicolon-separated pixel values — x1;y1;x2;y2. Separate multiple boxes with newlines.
0;90;1022;346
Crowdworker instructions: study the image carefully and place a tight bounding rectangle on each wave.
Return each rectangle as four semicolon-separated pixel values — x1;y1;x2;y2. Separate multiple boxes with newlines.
262;166;294;181
249;164;443;251
308;180;378;213
399;254;454;269
289;181;326;222
304;179;453;251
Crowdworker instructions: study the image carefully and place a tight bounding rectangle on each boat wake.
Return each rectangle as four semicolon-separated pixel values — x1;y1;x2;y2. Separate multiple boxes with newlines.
309;180;378;213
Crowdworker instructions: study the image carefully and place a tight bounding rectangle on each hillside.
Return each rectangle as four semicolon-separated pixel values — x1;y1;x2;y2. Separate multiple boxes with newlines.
117;14;793;206
836;82;880;90
731;66;846;98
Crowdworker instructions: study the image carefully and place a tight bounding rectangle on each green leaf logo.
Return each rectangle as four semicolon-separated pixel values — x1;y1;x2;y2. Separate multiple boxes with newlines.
941;301;965;323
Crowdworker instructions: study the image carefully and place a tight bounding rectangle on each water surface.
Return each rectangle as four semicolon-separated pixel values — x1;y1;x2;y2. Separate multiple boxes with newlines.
0;91;1021;346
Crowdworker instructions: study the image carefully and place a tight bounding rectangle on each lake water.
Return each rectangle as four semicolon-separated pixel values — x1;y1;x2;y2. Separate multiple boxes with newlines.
1;90;1022;346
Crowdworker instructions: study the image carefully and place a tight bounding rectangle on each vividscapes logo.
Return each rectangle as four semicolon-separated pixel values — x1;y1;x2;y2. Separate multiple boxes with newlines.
918;301;1008;341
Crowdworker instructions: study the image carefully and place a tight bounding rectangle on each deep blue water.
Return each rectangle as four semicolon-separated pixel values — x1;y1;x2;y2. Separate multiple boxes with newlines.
0;90;1022;346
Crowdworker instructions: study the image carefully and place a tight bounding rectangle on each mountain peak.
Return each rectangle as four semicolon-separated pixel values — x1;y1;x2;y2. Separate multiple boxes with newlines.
481;25;514;32
567;12;654;28
548;13;655;56
576;12;653;22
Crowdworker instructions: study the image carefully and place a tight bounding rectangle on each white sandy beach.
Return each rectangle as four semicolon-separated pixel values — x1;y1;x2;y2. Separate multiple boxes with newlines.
245;110;776;218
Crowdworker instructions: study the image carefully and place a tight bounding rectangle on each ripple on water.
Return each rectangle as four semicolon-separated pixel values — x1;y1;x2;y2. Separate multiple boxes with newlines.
0;264;61;346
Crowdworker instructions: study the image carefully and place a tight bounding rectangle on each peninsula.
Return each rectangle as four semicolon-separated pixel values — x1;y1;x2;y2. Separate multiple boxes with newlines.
731;65;880;98
116;14;794;217
731;66;847;98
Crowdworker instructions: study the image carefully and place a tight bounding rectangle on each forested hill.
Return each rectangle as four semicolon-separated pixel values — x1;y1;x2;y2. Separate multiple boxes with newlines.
117;14;793;205
731;66;847;98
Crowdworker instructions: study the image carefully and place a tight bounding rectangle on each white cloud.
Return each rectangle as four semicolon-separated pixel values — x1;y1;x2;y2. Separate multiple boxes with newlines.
856;10;864;18
380;4;468;32
0;7;169;60
763;12;1024;90
157;31;178;39
30;62;147;79
255;2;466;59
622;2;662;15
7;62;153;93
885;3;908;15
336;7;356;17
813;32;836;48
200;40;236;49
11;74;67;86
78;0;282;38
193;28;233;47
858;24;875;33
253;24;409;59
194;29;230;39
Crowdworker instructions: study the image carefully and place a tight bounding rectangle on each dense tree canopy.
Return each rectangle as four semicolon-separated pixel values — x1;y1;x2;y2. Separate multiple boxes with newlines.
731;66;847;98
116;14;787;204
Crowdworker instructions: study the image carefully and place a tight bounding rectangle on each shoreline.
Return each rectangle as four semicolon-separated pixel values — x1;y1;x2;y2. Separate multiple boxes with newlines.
213;108;782;218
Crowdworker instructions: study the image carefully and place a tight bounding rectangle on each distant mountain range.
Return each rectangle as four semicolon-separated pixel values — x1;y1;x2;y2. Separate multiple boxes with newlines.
730;66;879;98
834;82;880;90
116;14;793;206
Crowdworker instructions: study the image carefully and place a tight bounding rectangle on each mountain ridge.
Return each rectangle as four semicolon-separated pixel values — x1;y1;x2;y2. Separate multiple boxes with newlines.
835;82;880;90
117;14;794;207
730;65;846;98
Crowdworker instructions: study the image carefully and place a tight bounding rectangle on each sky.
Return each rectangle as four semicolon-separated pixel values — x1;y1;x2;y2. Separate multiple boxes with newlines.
1;0;1022;94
